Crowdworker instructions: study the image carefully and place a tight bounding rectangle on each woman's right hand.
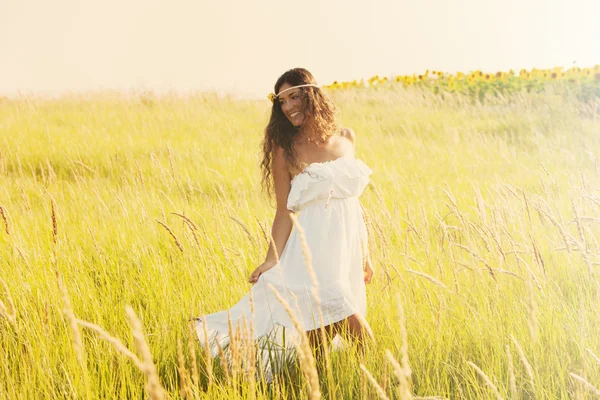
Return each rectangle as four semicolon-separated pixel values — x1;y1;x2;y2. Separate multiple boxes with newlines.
248;260;278;284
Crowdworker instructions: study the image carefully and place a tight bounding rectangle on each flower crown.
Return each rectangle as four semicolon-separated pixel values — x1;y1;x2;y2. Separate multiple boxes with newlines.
268;83;320;103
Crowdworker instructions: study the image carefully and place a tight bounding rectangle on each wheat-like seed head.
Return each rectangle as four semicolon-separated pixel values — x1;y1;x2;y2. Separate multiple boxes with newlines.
385;350;412;399
569;372;600;396
466;361;504;400
0;276;16;324
125;306;166;400
187;321;200;388
506;345;517;399
268;283;321;399
155;219;184;252
50;197;58;245
0;206;10;235
200;317;213;386
57;272;85;367
510;335;536;392
359;363;390;400
177;339;193;400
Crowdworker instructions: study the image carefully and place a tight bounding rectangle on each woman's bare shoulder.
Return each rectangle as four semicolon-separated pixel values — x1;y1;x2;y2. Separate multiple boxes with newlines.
273;144;285;159
339;127;356;142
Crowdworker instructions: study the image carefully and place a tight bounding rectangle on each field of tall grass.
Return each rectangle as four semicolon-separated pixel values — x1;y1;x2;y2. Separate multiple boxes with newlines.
1;86;599;399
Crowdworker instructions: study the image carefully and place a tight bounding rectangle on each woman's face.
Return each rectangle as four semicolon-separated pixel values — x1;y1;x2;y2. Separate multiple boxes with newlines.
277;82;306;127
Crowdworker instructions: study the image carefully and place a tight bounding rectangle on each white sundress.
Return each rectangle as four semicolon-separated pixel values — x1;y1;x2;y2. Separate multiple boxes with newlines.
195;155;373;373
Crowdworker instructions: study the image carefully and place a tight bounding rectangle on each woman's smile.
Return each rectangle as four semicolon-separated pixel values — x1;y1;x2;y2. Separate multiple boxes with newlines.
289;111;302;120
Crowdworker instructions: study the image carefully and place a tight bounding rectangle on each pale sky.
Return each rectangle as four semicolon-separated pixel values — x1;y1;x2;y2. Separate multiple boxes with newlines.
1;0;598;98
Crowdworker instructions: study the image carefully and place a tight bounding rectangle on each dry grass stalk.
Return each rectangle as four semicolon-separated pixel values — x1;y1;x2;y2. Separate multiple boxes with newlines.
229;215;256;246
571;196;587;252
44;300;50;330
506;345;517;399
57;272;85;367
435;214;451;249
239;304;257;399
514;255;541;290
172;213;201;247
20;186;31;212
0;276;16;324
134;160;146;187
254;216;269;245
353;311;376;342
586;348;600;365
529;235;546;277
526;275;538;343
404;269;448;290
581;216;600;224
177;339;193;399
381;363;388;394
246;326;257;400
171;212;200;231
229;312;242;380
521;189;531;226
533;202;572;256
369;181;393;222
217;232;230;263
466;361;504;400
76;319;144;368
45;158;57;182
187;321;200;388
485;224;506;265
359;364;390;400
125;306;166;400
268;283;321;400
155;219;184;252
396;295;412;379
403;211;423;243
372;217;390;259
468;221;493;256
0;205;10;235
51;197;58;245
289;213;335;391
150;152;168;182
441;184;466;226
569;372;600;396
215;336;231;384
451;242;497;281
361;202;375;247
199;317;213;387
238;315;257;400
483;268;523;280
360;356;368;399
385;350;412;399
15;245;29;265
510;335;536;392
167;144;176;180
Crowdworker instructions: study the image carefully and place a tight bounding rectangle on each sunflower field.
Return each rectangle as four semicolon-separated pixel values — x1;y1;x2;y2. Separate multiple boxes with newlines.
323;64;600;102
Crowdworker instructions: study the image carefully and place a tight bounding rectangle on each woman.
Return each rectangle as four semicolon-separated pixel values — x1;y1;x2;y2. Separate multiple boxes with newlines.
195;67;374;370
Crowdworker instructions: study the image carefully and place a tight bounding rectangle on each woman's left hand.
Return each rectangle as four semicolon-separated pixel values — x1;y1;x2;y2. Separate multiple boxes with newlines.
364;257;374;284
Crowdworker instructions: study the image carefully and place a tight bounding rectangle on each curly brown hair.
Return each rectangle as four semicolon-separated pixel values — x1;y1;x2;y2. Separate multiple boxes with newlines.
259;68;340;203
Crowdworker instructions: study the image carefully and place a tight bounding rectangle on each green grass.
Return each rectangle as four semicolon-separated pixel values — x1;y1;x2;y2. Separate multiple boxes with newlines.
0;86;599;399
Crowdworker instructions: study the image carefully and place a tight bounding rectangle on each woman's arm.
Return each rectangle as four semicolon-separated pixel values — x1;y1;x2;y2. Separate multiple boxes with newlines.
249;146;293;283
264;211;293;263
264;146;294;262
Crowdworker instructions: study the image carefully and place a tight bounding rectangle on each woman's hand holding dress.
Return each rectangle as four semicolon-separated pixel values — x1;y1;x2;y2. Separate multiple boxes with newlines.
249;260;278;284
